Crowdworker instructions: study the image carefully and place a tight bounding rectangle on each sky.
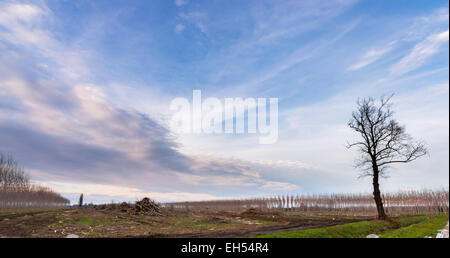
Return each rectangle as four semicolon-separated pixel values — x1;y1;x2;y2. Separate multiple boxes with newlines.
0;0;448;204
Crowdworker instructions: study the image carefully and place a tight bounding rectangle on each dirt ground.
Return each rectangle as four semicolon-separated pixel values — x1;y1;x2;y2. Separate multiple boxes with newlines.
0;208;370;238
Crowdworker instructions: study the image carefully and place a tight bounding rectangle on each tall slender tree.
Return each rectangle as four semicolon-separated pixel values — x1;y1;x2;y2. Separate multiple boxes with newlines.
78;193;84;207
347;95;428;220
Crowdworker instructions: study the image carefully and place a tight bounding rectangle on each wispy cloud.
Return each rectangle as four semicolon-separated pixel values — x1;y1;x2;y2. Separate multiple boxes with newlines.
405;8;449;41
348;40;397;71
0;2;89;80
247;0;358;45
390;29;449;76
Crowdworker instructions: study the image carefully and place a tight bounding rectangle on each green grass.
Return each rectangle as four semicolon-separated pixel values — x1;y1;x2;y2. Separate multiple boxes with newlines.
168;218;245;231
253;215;448;238
170;219;217;229
71;216;113;226
380;216;448;238
75;216;95;226
255;220;391;238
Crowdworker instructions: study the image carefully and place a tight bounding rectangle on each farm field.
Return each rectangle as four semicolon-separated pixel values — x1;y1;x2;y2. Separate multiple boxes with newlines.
0;206;447;238
1;190;448;238
0;207;366;238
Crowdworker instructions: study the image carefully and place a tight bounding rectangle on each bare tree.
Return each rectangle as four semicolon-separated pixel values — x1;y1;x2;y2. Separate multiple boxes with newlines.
0;153;29;190
347;95;428;219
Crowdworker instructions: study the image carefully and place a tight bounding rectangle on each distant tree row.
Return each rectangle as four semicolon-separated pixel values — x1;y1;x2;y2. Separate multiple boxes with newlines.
0;153;69;209
164;189;449;215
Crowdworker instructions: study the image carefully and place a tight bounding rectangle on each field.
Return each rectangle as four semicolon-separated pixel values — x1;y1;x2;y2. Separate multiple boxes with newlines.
0;207;363;238
0;206;447;238
1;189;448;238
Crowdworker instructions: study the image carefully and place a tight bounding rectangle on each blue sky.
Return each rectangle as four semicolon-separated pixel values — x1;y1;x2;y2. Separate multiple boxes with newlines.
0;0;448;204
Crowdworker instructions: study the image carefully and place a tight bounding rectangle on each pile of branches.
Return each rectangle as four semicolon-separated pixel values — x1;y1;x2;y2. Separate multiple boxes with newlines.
94;197;161;216
130;197;161;216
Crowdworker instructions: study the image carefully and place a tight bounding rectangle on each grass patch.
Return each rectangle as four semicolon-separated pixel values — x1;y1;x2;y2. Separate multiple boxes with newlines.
176;219;216;228
75;216;95;226
33;213;49;217
255;220;391;238
380;215;448;238
70;216;113;226
253;215;447;238
168;218;244;231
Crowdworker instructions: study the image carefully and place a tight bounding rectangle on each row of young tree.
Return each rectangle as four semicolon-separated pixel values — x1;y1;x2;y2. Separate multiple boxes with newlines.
0;153;69;209
163;189;449;215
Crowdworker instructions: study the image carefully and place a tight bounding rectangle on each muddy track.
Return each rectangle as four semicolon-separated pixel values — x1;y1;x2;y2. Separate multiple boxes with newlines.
143;219;368;238
0;211;45;222
0;211;58;237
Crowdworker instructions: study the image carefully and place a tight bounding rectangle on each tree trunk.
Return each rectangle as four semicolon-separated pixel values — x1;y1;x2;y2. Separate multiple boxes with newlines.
372;164;386;220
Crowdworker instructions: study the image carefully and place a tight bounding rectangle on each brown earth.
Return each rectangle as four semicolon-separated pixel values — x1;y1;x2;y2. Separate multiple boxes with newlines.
0;207;370;238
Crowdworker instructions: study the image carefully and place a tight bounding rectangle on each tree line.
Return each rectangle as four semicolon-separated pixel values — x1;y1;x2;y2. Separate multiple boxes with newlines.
0;153;69;209
163;189;449;215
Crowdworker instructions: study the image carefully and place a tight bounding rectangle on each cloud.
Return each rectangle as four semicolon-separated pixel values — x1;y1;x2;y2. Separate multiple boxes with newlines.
173;154;303;191
260;181;299;191
390;30;449;76
174;0;188;7
0;2;43;23
0;2;89;80
348;41;397;71
0;1;448;203
0;2;188;190
179;12;207;33
405;8;449;42
213;19;360;96
0;2;305;200
175;173;257;187
36;180;222;203
248;0;358;45
174;23;185;34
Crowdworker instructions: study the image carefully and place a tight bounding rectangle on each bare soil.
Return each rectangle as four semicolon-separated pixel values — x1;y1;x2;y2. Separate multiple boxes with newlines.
0;208;370;238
